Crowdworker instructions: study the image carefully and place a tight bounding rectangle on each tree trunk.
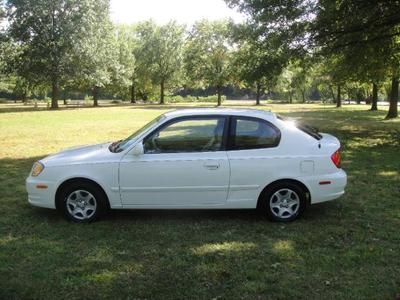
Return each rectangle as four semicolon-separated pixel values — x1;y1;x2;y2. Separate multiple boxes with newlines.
256;82;261;105
289;92;292;104
130;83;136;103
336;85;341;108
386;77;398;119
370;83;378;111
217;85;222;106
63;89;67;105
21;92;27;103
330;86;336;103
159;80;165;105
51;79;59;109
93;86;100;107
301;90;305;103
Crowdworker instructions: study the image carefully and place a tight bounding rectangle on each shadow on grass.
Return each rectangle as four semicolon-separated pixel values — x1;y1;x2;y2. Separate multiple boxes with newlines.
0;102;136;114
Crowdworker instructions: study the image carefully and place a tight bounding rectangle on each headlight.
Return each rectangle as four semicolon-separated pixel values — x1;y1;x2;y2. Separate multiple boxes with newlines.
31;162;45;177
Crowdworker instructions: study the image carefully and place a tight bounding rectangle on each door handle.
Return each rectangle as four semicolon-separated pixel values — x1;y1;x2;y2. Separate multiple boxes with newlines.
203;162;220;170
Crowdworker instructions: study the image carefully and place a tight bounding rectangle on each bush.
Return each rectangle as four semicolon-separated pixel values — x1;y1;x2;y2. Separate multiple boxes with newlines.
84;95;93;106
165;95;226;103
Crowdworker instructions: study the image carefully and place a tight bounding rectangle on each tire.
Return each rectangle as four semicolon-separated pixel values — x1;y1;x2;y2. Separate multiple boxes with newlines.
261;182;306;222
56;181;108;223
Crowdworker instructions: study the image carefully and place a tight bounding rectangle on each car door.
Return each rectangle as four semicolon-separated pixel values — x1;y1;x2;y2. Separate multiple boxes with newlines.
226;116;282;206
119;116;230;207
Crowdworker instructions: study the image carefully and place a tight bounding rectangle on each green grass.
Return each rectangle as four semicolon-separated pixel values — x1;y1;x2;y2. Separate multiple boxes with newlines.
0;102;399;299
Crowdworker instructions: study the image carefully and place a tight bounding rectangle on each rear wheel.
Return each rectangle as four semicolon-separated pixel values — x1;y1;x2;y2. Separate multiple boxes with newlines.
57;182;107;223
261;182;306;222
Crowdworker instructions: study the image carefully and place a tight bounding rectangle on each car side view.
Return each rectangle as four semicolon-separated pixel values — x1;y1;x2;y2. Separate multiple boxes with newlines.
26;108;347;222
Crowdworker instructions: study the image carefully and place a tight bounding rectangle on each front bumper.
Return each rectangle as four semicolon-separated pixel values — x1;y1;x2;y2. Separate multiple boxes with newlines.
26;177;56;209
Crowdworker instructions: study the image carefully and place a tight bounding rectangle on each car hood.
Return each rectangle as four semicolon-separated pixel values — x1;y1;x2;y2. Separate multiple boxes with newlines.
41;142;118;167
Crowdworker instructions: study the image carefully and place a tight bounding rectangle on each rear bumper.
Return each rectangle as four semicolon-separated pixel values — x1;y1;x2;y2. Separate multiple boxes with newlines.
305;169;347;204
26;177;56;209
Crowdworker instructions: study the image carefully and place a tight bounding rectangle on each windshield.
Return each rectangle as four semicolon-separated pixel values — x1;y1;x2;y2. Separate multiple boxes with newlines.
109;115;166;153
277;115;322;140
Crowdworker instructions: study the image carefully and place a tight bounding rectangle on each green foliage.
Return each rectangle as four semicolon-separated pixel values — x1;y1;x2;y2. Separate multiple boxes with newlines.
74;0;115;105
0;0;5;23
134;20;185;104
5;0;114;108
312;0;400;117
109;25;137;102
227;0;400;117
1;0;399;110
184;20;233;105
165;95;226;103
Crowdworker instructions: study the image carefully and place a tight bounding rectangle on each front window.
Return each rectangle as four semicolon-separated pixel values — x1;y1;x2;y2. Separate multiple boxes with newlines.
111;115;166;153
144;117;226;154
230;117;281;150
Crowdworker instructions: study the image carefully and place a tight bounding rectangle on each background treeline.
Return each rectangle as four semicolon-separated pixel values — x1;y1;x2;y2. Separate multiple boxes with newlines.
0;0;399;118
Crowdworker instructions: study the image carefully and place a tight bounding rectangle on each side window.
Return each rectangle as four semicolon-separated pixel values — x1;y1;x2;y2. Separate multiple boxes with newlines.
144;117;226;154
231;117;280;150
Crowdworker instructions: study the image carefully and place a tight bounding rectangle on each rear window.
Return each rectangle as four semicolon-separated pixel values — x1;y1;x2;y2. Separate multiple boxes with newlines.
277;115;322;140
230;117;281;150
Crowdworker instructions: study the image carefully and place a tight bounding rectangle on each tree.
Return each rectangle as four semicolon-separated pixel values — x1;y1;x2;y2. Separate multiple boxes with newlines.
135;21;184;104
232;24;284;105
111;25;137;103
275;60;314;103
276;67;296;103
75;0;115;107
290;61;313;103
6;0;111;109
185;20;233;106
312;0;400;117
226;0;315;57
110;23;156;103
0;0;5;22
227;0;400;118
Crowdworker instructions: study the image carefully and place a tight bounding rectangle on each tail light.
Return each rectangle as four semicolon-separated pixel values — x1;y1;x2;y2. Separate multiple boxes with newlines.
331;149;341;168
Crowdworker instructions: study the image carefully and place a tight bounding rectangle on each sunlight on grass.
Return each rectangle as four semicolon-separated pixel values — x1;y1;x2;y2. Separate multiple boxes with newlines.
192;241;257;255
378;171;399;177
0;234;18;246
88;270;118;284
84;248;115;264
272;240;294;254
85;263;143;283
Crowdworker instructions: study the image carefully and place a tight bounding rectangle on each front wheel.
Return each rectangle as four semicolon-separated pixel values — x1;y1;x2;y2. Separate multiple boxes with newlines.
261;182;306;222
57;182;107;223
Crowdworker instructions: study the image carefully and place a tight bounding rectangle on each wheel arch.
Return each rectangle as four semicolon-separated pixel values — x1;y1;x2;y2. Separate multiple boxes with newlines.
257;178;311;209
55;177;110;210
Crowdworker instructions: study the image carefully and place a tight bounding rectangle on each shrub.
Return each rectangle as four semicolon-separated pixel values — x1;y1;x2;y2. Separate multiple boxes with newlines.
84;95;93;106
164;95;226;103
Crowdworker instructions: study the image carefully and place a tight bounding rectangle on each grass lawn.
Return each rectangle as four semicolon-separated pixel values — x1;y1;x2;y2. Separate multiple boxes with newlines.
0;101;399;299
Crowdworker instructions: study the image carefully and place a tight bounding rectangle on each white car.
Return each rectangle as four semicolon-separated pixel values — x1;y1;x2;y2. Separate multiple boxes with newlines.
26;108;347;223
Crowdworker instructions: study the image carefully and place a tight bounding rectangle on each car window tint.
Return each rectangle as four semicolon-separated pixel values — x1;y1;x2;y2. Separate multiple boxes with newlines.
144;118;225;153
232;118;280;150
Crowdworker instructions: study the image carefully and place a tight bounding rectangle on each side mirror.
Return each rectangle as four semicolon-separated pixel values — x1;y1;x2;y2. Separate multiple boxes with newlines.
131;142;144;156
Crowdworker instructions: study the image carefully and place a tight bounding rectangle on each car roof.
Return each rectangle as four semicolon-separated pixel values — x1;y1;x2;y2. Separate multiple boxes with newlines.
163;108;276;120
